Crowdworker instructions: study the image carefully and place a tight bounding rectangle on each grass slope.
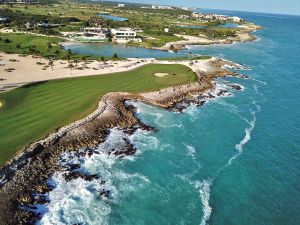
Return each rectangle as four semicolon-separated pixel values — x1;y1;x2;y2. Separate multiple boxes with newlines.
0;63;197;165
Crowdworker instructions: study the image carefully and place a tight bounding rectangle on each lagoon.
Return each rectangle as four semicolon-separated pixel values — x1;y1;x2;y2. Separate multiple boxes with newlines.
63;42;188;58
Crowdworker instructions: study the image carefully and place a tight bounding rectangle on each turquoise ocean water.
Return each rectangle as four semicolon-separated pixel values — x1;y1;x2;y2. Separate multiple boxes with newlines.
38;11;300;225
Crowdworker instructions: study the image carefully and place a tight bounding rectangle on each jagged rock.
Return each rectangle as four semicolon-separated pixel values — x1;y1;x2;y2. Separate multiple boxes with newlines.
64;171;99;182
228;84;242;90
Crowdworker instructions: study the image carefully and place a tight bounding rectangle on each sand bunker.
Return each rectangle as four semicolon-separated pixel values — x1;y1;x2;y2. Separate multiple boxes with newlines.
154;72;169;77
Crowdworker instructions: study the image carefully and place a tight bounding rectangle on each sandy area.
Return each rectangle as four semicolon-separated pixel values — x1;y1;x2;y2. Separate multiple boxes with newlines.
0;52;216;92
0;53;154;92
154;72;169;77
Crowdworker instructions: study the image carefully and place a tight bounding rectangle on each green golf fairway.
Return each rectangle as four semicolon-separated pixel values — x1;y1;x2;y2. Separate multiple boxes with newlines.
0;64;197;165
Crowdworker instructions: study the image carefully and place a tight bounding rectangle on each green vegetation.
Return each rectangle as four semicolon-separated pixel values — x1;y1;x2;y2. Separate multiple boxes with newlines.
0;63;197;165
0;2;240;49
129;32;183;48
0;33;120;60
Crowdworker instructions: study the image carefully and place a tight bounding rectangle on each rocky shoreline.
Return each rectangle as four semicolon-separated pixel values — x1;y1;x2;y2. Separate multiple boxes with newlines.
0;58;245;225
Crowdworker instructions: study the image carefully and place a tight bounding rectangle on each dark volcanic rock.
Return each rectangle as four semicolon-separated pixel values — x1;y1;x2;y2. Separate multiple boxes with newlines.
228;84;243;91
99;189;111;199
64;172;99;182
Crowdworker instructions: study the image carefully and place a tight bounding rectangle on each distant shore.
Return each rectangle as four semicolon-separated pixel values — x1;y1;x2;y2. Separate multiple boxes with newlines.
159;22;262;50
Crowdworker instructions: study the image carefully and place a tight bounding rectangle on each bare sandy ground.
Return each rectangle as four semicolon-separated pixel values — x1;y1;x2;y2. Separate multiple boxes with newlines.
154;72;169;77
0;52;216;92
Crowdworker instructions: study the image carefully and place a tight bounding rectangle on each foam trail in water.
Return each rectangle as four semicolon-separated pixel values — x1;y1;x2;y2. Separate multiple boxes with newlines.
227;100;261;166
194;179;212;225
252;78;267;85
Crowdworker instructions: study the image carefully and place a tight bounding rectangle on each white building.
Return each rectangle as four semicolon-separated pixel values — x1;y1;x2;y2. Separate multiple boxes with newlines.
118;4;125;8
152;5;173;10
229;16;243;22
111;28;136;39
164;28;169;33
73;27;109;42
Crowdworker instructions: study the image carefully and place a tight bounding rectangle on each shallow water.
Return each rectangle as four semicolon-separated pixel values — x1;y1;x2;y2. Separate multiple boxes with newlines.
39;11;300;225
63;42;187;59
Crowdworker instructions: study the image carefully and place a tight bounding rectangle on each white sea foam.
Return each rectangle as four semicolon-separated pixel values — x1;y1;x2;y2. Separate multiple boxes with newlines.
195;179;212;225
227;100;261;166
252;78;267;85
130;130;160;152
37;127;154;225
185;144;196;160
38;173;113;225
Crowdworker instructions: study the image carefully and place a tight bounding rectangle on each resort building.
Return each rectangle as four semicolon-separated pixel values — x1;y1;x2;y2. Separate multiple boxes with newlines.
118;4;125;8
73;27;109;42
111;28;141;43
37;21;60;28
152;5;173;10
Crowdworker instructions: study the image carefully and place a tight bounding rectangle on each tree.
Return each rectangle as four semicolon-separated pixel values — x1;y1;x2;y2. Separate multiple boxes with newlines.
170;45;177;59
67;49;72;62
54;49;60;60
48;60;54;70
47;42;52;50
188;51;192;60
81;56;86;67
4;38;11;44
112;53;118;60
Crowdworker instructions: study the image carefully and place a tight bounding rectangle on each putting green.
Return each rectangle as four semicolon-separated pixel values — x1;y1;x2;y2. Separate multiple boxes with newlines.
0;63;197;165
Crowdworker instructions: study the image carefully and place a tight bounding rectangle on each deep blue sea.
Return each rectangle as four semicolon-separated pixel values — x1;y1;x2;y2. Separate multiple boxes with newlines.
39;11;300;225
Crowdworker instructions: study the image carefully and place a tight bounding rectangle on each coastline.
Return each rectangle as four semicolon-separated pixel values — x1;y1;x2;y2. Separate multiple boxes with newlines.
0;57;245;224
149;22;261;51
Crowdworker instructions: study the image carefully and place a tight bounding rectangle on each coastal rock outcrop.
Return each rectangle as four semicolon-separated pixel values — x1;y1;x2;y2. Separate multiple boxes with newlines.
0;57;244;225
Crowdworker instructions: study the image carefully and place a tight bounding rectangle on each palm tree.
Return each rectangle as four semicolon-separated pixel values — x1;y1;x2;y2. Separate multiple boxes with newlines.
67;49;72;62
81;56;86;67
170;45;177;59
49;60;54;70
112;53;118;60
188;51;192;60
54;49;60;61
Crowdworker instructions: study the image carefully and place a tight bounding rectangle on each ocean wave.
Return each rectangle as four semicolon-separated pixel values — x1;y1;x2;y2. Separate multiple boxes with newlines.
36;126;155;225
38;173;113;225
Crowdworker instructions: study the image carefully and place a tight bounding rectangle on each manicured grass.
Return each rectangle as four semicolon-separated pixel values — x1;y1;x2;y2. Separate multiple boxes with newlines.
129;33;183;48
0;64;197;165
0;32;63;56
0;33;120;60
